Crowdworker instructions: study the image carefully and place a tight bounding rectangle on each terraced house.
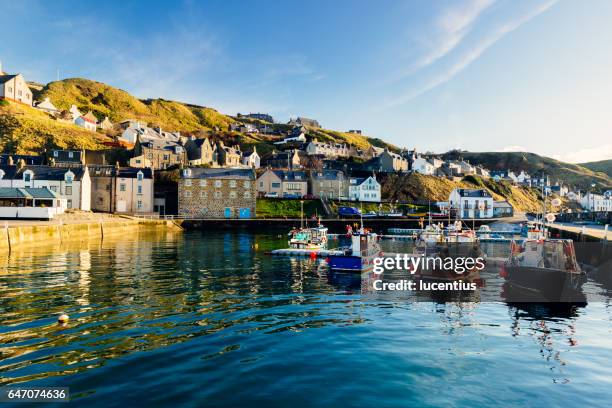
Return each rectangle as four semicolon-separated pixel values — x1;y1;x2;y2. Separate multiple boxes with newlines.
0;164;91;210
257;169;308;198
89;166;154;213
179;168;256;218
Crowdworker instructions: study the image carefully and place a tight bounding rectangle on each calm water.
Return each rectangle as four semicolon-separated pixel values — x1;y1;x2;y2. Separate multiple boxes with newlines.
1;230;611;407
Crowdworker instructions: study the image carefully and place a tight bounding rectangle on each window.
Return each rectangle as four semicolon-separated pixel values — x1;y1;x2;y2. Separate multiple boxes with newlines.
65;186;73;195
229;180;237;188
18;90;22;96
137;172;143;181
135;159;141;164
244;191;251;199
120;183;126;192
244;181;251;188
67;199;73;209
148;153;153;159
214;180;222;188
259;181;263;187
163;154;170;160
200;191;207;198
199;179;207;187
50;186;58;192
184;191;192;198
272;182;280;188
68;151;74;158
7;87;11;93
214;191;222;199
24;172;32;183
185;179;192;186
137;200;143;209
229;191;237;198
137;185;142;194
65;175;73;184
53;151;59;157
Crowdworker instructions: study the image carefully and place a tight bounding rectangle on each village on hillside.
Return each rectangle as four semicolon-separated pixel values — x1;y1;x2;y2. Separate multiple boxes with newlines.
1;63;611;221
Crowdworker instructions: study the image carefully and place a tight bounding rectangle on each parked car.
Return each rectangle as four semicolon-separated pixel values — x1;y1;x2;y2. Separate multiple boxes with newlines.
338;206;361;217
264;192;279;198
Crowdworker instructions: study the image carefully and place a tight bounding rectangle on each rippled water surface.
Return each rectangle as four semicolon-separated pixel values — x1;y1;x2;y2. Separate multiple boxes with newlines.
1;230;611;407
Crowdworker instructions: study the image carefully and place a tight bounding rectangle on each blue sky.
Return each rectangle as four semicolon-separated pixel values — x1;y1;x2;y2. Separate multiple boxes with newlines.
2;0;611;163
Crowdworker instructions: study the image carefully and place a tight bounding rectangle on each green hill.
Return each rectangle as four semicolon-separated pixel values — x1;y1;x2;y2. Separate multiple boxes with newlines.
579;159;612;178
442;151;611;189
0;100;110;154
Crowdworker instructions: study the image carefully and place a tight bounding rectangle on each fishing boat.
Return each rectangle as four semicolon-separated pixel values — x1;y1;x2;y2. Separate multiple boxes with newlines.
327;225;382;272
501;239;586;300
288;224;329;249
417;224;444;245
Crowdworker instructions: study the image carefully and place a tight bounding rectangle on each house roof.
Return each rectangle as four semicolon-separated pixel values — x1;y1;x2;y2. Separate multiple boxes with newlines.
454;189;492;198
493;200;513;208
311;170;345;181
182;168;255;180
0;74;17;84
0;165;87;181
0;154;44;165
273;170;307;182
87;165;153;179
51;150;83;163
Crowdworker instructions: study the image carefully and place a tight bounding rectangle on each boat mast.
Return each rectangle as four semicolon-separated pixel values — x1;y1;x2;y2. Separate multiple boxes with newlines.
300;200;304;229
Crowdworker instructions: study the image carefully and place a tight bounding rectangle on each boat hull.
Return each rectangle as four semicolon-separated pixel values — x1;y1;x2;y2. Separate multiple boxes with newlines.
327;255;374;272
505;266;586;301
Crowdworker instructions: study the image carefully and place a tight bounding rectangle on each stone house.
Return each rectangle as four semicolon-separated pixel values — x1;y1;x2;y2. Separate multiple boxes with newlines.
215;141;242;167
305;139;350;158
257;169;308;198
89;166;154;213
185;137;217;166
179;168;256;218
0;72;33;106
365;148;408;172
99;116;113;131
261;149;302;169
288;117;320;128
309;170;347;199
133;135;186;170
0;164;91;210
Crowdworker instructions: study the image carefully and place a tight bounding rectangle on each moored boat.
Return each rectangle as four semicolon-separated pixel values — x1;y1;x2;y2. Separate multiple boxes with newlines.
327;226;382;272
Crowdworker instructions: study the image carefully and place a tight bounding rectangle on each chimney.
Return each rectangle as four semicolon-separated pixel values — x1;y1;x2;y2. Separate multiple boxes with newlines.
17;158;26;170
7;156;13;166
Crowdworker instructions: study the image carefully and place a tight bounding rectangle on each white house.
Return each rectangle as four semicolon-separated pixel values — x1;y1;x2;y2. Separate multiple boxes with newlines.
0;72;33;106
348;176;381;202
305;140;350;157
580;192;612;212
69;105;82;121
35;97;59;115
448;188;494;219
0;165;91;211
75;111;98;132
0;187;66;219
412;157;436;175
242;147;261;168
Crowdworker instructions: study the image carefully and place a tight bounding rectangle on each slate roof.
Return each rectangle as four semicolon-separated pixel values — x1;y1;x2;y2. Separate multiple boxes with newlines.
310;170;345;181
87;165;153;179
0;154;44;165
0;165;87;181
182;168;255;180
273;170;307;182
0;74;17;84
455;189;492;198
51;150;83;163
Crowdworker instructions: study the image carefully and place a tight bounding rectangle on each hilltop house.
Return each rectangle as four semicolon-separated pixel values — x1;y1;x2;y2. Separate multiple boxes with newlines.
0;71;33;106
185;137;217;166
239;113;274;123
309;170;347;200
257;169;308;198
0;164;91;210
48;149;85;167
580;192;612;212
305;139;350;158
178;168;256;218
99;116;113;131
35;97;59;115
89;166;154;213
242;147;261;168
75;110;98;131
275;125;307;145
412;156;438;175
365;148;409;172
288;117;320;128
261;149;302;169
348;176;381;202
448;189;493;219
215;141;242;167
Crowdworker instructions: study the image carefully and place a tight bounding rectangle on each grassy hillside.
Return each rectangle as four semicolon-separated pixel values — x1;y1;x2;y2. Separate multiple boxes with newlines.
379;172;543;213
37;78;234;131
579;159;612;178
443;151;611;189
0;100;109;154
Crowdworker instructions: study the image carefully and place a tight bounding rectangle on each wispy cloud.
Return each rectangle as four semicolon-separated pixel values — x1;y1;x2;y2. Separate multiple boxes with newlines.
553;144;612;164
386;0;558;107
497;145;528;152
407;0;496;74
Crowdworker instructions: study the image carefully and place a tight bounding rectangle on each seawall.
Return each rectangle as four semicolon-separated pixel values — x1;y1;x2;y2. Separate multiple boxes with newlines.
0;217;183;253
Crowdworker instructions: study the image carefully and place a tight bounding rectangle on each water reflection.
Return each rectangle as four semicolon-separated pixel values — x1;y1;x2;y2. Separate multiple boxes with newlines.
0;230;610;406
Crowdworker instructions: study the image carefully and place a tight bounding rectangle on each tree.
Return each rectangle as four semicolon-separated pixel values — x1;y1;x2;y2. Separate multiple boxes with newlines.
0;113;21;154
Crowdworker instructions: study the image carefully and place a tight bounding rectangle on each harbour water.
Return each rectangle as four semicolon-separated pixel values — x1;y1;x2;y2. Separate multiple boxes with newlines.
1;229;611;407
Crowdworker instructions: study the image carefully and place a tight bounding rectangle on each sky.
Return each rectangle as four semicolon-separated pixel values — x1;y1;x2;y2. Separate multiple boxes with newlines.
1;0;611;163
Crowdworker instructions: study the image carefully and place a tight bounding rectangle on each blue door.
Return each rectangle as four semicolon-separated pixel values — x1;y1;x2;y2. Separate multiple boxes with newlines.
239;208;251;218
224;207;232;218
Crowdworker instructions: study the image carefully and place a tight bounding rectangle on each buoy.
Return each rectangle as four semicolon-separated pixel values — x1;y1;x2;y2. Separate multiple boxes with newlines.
58;314;69;323
310;251;317;259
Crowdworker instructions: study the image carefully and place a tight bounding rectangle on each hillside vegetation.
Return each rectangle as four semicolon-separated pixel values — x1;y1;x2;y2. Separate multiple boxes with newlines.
379;173;543;212
38;78;234;131
0;101;109;154
579;159;612;178
443;151;611;189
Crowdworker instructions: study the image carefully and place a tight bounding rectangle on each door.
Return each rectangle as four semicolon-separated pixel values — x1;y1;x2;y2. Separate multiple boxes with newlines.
239;208;251;218
117;200;127;212
224;207;232;218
